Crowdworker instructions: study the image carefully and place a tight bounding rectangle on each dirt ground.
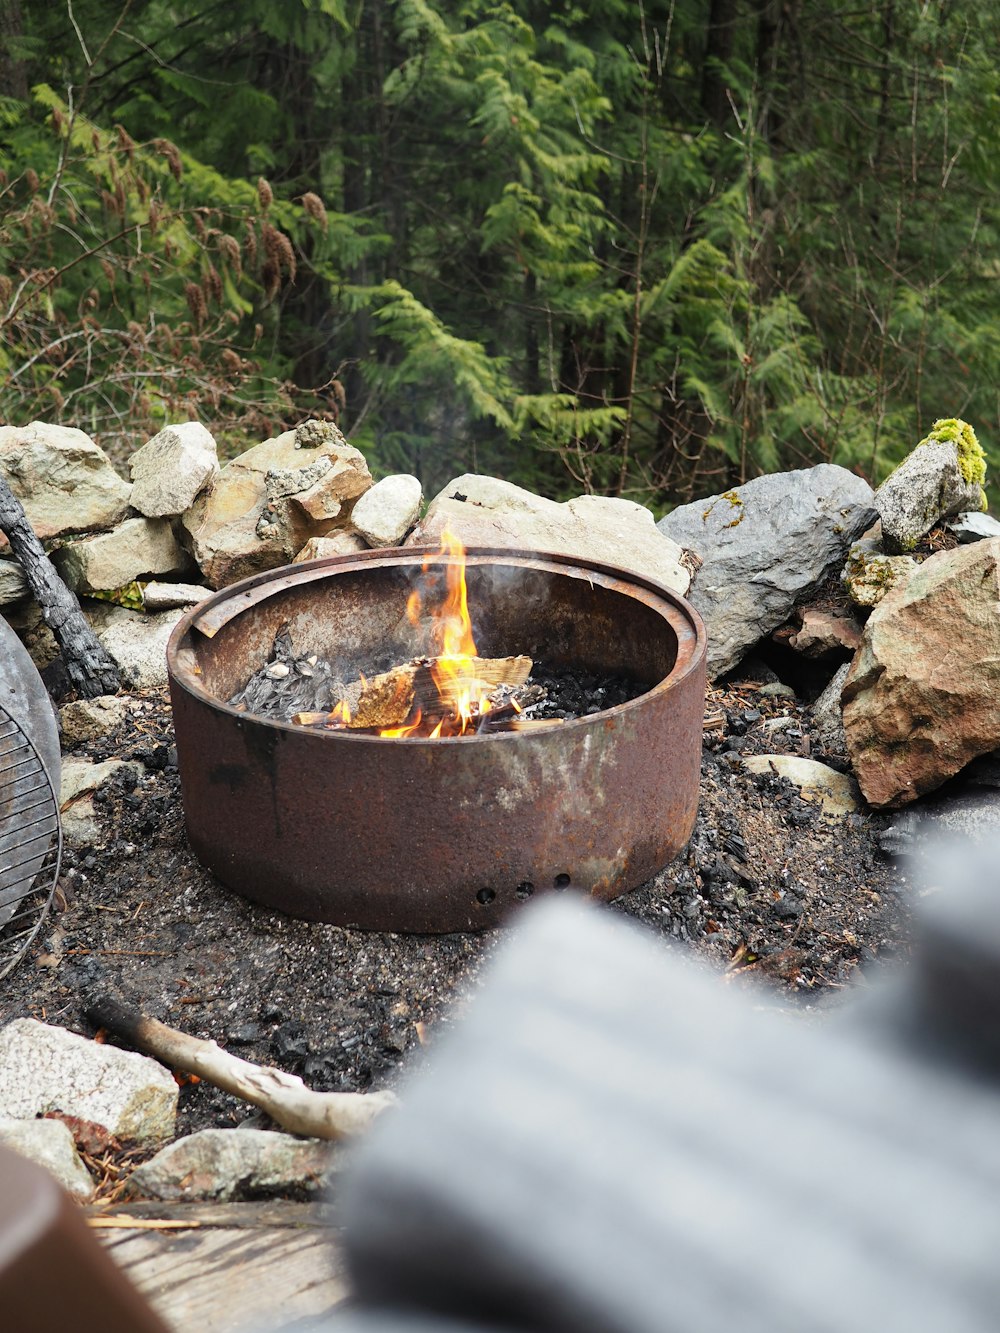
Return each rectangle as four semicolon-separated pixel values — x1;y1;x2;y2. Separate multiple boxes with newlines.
0;673;908;1141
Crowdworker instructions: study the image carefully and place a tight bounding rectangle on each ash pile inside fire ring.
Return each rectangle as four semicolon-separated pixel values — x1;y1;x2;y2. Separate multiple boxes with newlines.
228;628;647;733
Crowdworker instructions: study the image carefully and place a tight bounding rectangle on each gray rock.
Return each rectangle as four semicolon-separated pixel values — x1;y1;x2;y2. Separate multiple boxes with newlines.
946;511;1000;544
53;516;192;593
0;421;131;542
0;1018;177;1144
659;467;875;678
886;787;1000;855
410;476;690;596
875;439;984;554
0;557;28;606
0;1117;95;1200
129;421;220;517
351;474;423;547
741;754;862;815
811;662;852;756
86;603;186;689
128;1128;336;1202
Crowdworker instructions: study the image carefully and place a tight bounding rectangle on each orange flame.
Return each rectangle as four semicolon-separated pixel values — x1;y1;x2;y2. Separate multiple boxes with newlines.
328;697;352;726
325;527;490;738
422;527;488;735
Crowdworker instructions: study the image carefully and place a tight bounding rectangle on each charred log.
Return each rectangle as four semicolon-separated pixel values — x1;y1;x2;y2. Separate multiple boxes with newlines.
0;477;122;698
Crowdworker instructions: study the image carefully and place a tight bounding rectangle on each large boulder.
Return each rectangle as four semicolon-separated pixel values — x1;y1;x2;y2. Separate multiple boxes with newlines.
0;421;131;541
129;421;219;517
843;539;1000;808
658;465;876;679
408;476;690;596
181;420;372;588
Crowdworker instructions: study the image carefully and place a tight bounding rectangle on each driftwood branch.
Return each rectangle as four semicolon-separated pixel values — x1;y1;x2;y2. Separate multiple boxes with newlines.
87;993;396;1140
0;476;122;698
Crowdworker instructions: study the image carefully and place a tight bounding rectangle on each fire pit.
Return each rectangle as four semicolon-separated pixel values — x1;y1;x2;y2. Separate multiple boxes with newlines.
166;545;706;932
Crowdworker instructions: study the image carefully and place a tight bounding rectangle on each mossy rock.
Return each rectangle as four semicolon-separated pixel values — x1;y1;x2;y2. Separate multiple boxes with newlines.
919;418;987;500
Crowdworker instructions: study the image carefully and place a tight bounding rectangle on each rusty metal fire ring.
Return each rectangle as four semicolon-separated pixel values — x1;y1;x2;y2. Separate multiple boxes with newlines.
167;546;707;933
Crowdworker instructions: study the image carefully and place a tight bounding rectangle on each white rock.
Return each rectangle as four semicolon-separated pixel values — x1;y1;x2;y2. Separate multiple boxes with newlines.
59;695;128;745
60;796;101;849
60;758;141;807
129;422;220;517
128;1128;336;1202
141;581;210;611
293;531;369;562
0;1117;95;1200
86;603;186;689
0;1018;177;1144
53;516;191;593
0;421;131;540
741;754;862;816
0;557;28;606
410;475;690;595
351;474;423;547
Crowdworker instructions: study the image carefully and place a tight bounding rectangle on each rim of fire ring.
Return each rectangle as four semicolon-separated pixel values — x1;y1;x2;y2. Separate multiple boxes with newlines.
167;545;708;743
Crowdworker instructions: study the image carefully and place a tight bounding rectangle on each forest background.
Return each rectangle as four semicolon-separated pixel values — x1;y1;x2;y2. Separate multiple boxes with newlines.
1;0;999;512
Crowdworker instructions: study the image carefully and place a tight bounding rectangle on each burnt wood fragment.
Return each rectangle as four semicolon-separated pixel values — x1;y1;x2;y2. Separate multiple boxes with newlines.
0;476;121;698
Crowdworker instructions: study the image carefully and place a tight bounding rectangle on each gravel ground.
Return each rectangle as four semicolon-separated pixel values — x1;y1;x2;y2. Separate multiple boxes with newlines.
0;673;909;1139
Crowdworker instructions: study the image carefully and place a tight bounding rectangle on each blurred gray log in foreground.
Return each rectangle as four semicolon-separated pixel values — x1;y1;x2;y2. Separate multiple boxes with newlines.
317;842;1000;1333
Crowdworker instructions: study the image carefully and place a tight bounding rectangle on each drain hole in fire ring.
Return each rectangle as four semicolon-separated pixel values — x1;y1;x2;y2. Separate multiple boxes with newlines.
515;881;534;900
554;873;572;889
476;887;496;906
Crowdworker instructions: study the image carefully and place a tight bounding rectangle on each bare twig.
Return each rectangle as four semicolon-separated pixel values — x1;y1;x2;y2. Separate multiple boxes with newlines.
87;993;397;1141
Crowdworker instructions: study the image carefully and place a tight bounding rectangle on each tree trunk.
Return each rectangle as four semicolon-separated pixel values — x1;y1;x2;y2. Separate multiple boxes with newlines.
0;478;122;698
701;0;739;127
0;0;28;101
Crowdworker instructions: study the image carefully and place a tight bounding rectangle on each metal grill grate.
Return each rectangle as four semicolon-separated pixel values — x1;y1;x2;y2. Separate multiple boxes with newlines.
0;703;61;983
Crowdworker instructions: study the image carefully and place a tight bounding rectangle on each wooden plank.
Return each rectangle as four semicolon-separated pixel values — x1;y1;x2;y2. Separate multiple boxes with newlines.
86;1200;337;1229
95;1211;347;1333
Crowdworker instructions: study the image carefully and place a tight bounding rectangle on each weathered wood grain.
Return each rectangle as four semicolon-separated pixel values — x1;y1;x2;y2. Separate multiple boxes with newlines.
92;1203;348;1333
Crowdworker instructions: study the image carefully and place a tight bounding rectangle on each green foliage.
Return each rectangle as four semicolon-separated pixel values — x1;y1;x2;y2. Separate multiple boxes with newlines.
3;0;1000;508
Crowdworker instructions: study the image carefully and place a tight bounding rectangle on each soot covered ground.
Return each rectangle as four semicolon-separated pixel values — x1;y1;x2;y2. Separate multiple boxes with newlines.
0;681;909;1137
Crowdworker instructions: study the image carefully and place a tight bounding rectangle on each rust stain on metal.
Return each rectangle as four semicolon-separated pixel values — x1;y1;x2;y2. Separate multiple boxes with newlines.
167;547;707;933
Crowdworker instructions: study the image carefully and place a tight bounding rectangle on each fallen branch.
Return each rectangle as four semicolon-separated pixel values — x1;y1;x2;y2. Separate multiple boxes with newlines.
0;475;121;698
86;993;397;1141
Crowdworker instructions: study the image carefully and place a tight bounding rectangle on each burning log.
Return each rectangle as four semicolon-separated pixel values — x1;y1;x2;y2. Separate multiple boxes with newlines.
294;654;533;732
86;993;396;1141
